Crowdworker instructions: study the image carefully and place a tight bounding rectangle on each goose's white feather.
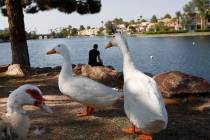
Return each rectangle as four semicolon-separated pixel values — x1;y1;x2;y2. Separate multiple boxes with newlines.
60;76;122;108
108;33;168;134
49;44;122;108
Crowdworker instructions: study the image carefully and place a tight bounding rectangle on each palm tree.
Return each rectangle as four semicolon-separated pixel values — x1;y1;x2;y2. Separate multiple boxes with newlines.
80;25;85;31
183;1;196;14
175;11;182;30
164;13;172;19
183;0;210;30
193;0;210;29
140;16;143;20
151;15;158;23
101;21;104;28
139;16;143;23
183;1;197;30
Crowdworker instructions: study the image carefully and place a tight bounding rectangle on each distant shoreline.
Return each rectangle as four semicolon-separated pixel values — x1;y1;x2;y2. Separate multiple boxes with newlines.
0;32;210;43
136;32;210;37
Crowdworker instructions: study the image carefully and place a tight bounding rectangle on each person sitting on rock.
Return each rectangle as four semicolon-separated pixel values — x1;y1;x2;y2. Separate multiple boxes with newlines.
88;44;103;67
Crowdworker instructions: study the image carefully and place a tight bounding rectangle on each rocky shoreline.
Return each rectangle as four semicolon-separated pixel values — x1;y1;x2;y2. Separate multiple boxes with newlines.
1;64;210;98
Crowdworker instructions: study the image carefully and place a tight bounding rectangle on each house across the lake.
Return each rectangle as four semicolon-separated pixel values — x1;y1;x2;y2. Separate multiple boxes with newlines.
78;28;100;36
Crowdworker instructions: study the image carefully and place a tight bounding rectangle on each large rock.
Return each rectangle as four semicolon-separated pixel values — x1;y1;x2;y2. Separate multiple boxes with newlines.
0;64;25;77
73;64;123;88
154;71;210;98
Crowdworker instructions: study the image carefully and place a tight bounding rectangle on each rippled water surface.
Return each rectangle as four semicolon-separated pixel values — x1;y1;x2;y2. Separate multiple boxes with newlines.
0;36;210;81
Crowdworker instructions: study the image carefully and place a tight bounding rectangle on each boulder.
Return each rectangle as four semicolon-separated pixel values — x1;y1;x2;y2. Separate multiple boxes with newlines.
73;64;123;88
7;64;25;77
154;71;210;98
0;64;25;77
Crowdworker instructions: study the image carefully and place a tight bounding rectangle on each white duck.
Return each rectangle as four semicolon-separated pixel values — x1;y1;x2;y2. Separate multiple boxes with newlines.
0;84;52;140
106;33;168;140
47;44;122;117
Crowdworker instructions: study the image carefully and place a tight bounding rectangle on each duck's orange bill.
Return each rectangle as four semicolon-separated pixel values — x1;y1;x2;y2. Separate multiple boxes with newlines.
47;49;56;55
105;42;113;49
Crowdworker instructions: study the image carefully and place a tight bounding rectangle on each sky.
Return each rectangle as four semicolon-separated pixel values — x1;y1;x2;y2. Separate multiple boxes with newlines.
0;0;191;34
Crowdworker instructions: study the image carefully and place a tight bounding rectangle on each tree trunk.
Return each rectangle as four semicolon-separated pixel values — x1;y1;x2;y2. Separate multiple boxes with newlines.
201;16;205;30
203;17;207;30
5;0;30;67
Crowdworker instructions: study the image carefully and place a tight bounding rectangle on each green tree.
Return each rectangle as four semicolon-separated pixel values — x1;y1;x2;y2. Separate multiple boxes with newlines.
0;29;10;41
113;18;124;25
183;1;196;14
67;25;72;35
87;26;91;29
183;1;196;26
101;21;104;27
68;25;72;30
129;26;136;34
183;0;210;29
151;15;158;23
175;11;182;24
193;0;210;29
97;27;104;35
141;19;147;22
164;13;172;19
156;22;168;31
71;28;78;36
124;22;129;28
175;11;182;30
49;29;56;38
0;0;101;68
105;21;113;35
137;16;143;23
80;25;85;30
27;31;38;39
129;20;135;24
61;28;69;37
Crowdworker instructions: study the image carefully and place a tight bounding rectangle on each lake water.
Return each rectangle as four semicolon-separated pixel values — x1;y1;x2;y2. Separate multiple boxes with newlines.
0;36;210;81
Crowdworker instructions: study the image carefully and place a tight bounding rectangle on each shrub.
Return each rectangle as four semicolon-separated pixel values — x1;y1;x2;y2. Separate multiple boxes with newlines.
144;30;188;34
0;32;10;41
195;29;210;32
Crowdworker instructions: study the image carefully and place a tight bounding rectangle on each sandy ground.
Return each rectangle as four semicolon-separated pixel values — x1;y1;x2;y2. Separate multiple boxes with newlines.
0;73;210;140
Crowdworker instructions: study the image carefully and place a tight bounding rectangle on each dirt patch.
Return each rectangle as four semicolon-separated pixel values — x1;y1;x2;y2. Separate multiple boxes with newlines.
0;73;210;140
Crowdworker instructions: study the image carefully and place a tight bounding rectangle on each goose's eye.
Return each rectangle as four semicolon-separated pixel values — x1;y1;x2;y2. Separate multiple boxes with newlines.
113;35;115;38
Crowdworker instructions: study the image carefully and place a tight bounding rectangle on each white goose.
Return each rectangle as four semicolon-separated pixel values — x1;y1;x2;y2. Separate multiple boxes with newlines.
47;44;122;117
106;33;168;140
0;84;52;140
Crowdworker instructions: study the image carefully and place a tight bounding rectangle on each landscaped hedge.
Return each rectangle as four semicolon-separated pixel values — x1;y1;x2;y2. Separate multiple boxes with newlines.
0;32;10;42
195;29;210;32
144;30;188;35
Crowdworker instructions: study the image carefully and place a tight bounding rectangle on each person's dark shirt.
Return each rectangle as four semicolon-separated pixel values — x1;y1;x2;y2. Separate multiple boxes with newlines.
88;49;100;66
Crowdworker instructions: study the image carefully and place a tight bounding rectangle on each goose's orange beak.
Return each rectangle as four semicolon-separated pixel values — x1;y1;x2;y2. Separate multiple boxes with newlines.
47;49;56;55
105;42;113;49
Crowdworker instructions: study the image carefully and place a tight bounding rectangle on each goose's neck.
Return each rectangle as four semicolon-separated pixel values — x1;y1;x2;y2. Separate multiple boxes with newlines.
119;41;136;77
59;53;73;83
7;100;26;116
6;97;30;140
